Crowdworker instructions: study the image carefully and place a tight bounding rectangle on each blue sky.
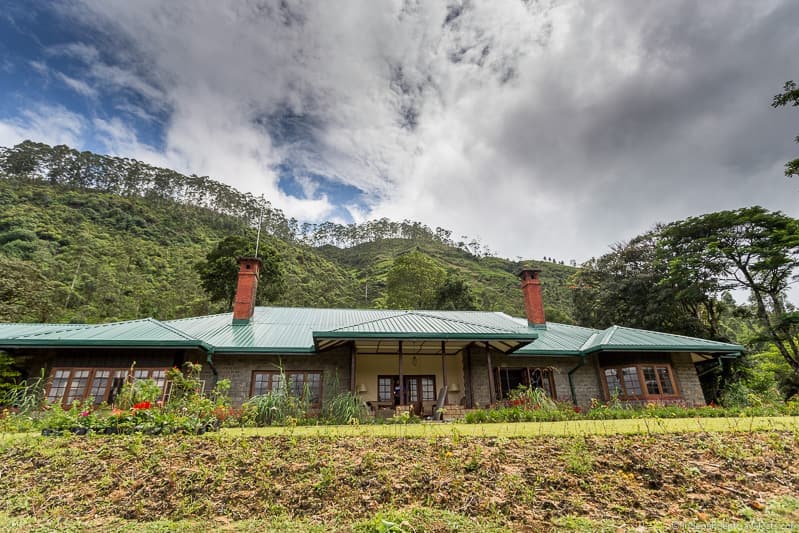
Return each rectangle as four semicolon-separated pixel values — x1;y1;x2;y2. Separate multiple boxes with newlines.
0;1;365;223
1;1;798;271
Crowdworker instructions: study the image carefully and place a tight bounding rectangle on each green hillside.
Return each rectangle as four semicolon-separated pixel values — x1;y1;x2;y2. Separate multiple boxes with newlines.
0;141;576;324
317;239;576;320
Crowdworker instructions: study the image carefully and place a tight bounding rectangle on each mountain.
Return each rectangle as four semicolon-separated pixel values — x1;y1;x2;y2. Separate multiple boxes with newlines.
0;141;577;323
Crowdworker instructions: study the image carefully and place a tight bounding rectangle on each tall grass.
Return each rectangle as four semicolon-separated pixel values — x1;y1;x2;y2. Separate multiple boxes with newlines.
244;366;310;426
0;370;46;414
322;392;368;424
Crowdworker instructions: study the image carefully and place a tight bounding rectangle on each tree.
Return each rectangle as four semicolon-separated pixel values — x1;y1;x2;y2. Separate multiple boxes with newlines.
385;250;445;309
433;275;477;310
571;231;712;337
660;207;799;375
772;80;799;177
195;235;283;309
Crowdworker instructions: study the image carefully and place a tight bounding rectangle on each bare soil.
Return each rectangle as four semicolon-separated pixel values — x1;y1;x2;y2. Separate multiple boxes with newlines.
1;431;797;530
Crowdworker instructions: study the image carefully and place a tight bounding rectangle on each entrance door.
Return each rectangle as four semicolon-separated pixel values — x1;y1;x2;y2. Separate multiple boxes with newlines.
403;375;436;416
378;375;437;415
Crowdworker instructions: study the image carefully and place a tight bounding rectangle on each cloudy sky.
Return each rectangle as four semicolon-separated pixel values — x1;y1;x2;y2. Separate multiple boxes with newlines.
1;0;797;264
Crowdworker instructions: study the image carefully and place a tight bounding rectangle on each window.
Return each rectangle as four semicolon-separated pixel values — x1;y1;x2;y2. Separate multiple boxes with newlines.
251;371;323;406
46;367;168;406
66;370;90;404
495;367;556;399
601;364;678;401
378;376;394;402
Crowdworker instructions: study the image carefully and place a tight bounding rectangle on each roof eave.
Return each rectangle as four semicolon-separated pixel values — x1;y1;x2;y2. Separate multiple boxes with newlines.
213;346;317;354
0;339;207;348
583;344;744;355
510;350;583;357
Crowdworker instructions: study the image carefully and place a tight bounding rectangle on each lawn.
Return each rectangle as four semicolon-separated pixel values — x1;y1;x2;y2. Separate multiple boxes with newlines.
223;415;799;438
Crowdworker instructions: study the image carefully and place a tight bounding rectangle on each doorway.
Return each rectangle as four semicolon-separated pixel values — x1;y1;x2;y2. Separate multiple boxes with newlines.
378;374;436;415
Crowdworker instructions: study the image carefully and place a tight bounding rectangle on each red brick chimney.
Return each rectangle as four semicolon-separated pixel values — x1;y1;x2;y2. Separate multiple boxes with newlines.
519;269;546;328
232;257;262;324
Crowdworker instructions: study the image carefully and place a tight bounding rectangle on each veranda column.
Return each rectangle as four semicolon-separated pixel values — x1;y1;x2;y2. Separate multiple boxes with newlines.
349;341;356;393
441;340;448;404
398;340;405;405
486;341;496;404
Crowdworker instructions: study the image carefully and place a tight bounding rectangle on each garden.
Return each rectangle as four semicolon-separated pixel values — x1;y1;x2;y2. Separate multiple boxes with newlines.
2;362;798;436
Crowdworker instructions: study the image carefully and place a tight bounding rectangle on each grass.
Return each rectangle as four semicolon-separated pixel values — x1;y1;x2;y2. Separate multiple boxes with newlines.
2;416;795;446
219;416;799;439
2;496;797;532
553;495;799;532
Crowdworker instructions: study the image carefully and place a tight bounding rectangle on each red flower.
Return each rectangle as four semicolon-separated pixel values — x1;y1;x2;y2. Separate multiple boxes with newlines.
573;405;583;413
132;401;152;410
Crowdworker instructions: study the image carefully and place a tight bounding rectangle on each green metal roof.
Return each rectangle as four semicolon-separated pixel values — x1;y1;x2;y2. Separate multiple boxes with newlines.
0;318;207;348
511;321;598;356
0;323;87;339
165;307;536;353
512;320;743;357
579;325;743;354
0;307;743;356
317;311;534;338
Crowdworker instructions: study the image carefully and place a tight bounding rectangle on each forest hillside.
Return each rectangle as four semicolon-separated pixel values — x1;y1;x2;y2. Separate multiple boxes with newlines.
0;141;576;324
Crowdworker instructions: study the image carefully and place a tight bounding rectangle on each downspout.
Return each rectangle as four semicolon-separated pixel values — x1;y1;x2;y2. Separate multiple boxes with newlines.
204;347;218;391
567;356;586;406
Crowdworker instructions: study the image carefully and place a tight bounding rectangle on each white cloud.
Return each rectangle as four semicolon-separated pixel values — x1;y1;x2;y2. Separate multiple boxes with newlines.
55;72;97;97
0;104;85;148
33;0;799;269
29;60;48;76
48;42;100;63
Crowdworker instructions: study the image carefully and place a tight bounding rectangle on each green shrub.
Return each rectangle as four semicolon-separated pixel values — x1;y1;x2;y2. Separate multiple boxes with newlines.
115;377;162;410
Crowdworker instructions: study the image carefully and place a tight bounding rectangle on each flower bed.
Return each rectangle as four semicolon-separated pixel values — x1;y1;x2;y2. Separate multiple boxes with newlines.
462;390;799;424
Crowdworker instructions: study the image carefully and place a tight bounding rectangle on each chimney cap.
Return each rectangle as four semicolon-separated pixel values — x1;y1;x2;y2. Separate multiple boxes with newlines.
237;257;263;270
517;268;541;279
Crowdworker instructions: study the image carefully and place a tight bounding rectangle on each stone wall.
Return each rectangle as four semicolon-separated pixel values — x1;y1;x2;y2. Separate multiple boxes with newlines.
17;347;195;381
670;352;707;406
463;346;603;408
198;349;351;406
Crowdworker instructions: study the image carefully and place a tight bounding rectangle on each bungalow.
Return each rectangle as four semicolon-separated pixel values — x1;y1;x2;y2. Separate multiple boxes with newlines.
0;258;743;415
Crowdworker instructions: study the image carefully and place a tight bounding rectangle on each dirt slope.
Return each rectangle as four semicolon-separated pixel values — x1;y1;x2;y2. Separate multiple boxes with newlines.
1;432;797;530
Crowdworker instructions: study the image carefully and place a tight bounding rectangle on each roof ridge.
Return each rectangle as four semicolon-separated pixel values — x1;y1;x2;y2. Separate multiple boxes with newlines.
0;322;87;326
410;311;522;334
146;318;201;342
325;311;408;332
579;332;601;351
610;325;740;346
600;325;619;345
165;311;231;323
549;322;601;333
15;317;156;339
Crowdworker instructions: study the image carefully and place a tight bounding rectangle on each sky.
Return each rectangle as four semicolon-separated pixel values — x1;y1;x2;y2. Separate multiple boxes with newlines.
0;0;798;266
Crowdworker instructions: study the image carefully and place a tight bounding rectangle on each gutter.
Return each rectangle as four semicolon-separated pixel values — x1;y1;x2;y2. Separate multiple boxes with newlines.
567;356;586;406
